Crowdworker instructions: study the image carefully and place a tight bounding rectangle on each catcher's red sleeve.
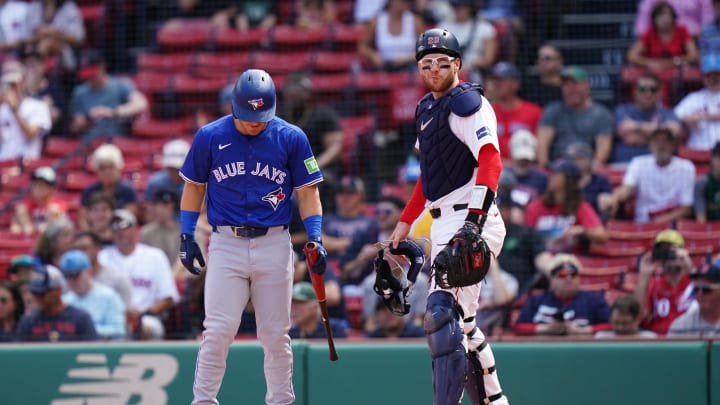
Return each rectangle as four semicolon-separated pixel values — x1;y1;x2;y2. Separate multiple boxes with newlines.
475;144;501;190
399;176;426;225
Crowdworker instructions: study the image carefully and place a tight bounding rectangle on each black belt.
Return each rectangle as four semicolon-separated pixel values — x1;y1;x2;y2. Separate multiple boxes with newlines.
213;224;288;238
429;204;468;219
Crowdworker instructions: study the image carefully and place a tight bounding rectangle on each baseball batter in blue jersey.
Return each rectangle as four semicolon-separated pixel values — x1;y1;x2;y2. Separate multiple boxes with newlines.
179;69;327;405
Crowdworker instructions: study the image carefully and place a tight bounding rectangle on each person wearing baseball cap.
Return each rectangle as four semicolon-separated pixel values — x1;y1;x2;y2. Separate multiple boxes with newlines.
289;282;347;339
16;263;99;342
60;250;127;340
668;259;720;336
563;142;613;219
11;166;68;235
636;229;695;335
674;51;720;150
524;157;609;253
141;188;181;267
536;64;613;168
70;48;149;140
144;138;190;202
488;61;543;162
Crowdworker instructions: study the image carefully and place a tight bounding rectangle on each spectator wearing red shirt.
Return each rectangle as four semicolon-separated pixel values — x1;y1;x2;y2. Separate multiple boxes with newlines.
11;166;67;235
487;62;543;162
627;2;699;71
635;229;696;335
514;253;611;336
524;159;608;254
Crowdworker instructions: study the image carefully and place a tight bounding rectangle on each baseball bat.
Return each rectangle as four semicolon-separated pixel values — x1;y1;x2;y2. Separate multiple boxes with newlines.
304;241;339;362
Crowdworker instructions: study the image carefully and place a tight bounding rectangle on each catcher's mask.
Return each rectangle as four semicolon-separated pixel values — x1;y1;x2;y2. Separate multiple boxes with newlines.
373;240;425;316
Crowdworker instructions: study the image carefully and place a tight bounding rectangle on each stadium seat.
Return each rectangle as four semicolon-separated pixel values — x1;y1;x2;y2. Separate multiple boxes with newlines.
330;24;365;52
1;173;30;193
594;165;626;186
312;50;360;73
132;115;193;138
213;27;266;51
339;114;375;175
605;219;672;241
270;25;330;52
137;52;195;74
677;146;711;165
578;265;627;289
132;71;172;95
63;172;96;192
589;239;648;257
43;137;84;158
575;255;639;272
171;73;229;114
308;72;353;105
22;157;56;171
252;51;313;76
156;18;212;52
192;52;251;80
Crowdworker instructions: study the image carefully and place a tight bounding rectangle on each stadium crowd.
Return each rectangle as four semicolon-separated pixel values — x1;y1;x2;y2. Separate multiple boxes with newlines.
0;0;719;342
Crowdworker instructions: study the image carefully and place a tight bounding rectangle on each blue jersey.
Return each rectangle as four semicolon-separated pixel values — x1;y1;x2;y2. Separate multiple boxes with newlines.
180;115;323;227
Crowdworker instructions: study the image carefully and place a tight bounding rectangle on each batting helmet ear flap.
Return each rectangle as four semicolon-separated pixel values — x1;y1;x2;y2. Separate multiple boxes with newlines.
389;240;425;284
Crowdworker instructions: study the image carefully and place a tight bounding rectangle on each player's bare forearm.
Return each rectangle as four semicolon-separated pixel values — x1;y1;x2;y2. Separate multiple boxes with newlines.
181;182;206;212
296;184;323;219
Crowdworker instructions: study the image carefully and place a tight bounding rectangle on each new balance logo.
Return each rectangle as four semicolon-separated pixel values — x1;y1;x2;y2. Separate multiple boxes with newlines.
52;353;178;404
219;143;231;150
420;117;434;131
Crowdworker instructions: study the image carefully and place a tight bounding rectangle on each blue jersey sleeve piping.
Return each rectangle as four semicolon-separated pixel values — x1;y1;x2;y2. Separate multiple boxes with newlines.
294;177;323;190
179;172;207;185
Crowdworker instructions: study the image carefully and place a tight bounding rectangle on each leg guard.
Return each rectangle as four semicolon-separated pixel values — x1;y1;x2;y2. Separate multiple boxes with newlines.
465;326;509;405
424;291;467;405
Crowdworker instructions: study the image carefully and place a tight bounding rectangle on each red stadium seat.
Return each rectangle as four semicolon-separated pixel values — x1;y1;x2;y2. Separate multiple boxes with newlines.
309;72;353;104
171;73;229;114
578;265;627;289
43;137;84;158
589;239;648;257
1;173;30;192
132;115;193;138
330;24;365;52
271;25;330;52
137;52;195;74
594;165;626;187
193;52;251;80
677;146;711;165
111;137;167;157
312;50;360;73
339;114;375;175
252;51;313;76
132;71;172;95
605;219;672;241
575;255;639;272
157;18;211;52
64;172;96;192
213;27;266;51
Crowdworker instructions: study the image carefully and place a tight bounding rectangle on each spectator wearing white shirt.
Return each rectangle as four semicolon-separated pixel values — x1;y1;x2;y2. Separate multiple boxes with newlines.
60;249;126;340
0;59;52;161
98;209;179;340
675;53;720;150
610;128;695;223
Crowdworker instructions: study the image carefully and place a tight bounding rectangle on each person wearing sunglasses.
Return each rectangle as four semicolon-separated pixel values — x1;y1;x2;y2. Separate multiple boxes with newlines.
16;262;98;342
612;72;682;164
390;28;509;405
514;253;611;336
668;259;720;336
59;249;126;340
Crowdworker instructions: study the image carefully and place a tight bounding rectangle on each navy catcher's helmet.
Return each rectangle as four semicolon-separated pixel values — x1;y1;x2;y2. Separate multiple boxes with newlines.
373;240;426;316
232;69;276;122
415;28;462;61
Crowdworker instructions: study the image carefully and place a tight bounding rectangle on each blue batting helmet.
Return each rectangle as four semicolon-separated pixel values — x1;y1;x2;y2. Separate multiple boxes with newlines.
415;28;462;61
231;69;276;122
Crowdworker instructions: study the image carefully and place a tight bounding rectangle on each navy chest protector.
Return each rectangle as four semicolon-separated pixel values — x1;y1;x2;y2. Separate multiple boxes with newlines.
415;82;485;201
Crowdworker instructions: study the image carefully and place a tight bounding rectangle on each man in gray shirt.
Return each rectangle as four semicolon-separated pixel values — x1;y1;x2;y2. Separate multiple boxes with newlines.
536;66;614;168
668;260;720;336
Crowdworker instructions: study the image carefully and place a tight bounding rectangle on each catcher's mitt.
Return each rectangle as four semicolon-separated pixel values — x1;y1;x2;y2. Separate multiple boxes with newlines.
432;222;492;288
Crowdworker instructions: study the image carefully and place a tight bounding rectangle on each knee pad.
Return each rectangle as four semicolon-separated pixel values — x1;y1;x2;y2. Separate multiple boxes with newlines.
424;291;464;358
465;328;507;405
424;292;468;405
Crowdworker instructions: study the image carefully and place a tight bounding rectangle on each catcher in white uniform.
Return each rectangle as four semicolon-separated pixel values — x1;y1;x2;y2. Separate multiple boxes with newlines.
390;28;509;405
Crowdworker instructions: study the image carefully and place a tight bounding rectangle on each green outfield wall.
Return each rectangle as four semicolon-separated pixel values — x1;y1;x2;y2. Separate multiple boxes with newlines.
0;340;716;405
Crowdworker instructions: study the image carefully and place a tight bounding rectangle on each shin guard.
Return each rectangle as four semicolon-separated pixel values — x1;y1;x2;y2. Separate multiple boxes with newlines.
465;327;508;405
424;292;467;405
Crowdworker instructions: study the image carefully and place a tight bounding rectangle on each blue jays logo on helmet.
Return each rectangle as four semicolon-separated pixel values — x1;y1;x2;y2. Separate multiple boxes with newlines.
232;69;276;122
248;98;265;110
262;187;286;210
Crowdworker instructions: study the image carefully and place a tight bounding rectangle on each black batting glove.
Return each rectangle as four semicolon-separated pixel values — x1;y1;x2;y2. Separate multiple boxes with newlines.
180;233;205;275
